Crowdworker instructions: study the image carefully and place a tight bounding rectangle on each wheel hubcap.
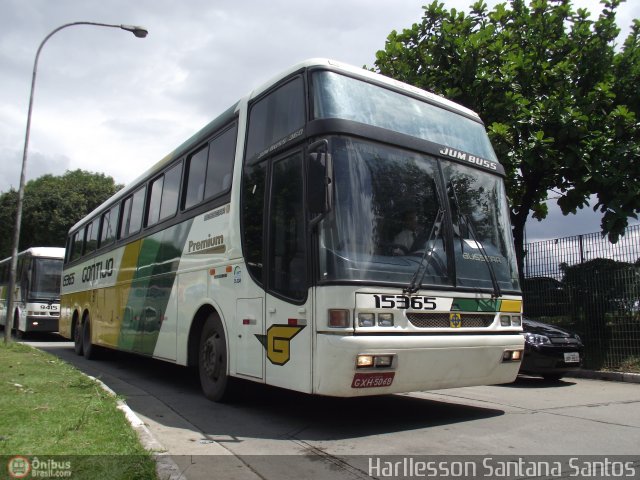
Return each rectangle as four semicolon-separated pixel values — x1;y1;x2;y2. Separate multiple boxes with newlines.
202;333;222;381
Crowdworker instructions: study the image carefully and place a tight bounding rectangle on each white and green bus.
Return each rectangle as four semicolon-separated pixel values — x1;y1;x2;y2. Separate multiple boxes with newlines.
0;247;65;337
60;59;524;401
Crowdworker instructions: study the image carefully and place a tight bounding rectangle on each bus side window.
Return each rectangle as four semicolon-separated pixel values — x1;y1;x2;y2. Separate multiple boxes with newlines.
120;186;145;238
204;124;237;200
245;77;305;160
159;162;181;221
70;230;83;262
148;161;182;227
184;146;208;210
100;205;119;247
85;220;98;254
147;175;164;226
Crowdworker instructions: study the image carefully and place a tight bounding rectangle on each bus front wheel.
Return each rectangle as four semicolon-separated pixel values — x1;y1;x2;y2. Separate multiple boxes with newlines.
12;314;24;340
198;314;235;402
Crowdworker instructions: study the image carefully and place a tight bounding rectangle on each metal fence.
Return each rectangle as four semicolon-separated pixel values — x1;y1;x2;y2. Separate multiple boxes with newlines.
523;224;640;371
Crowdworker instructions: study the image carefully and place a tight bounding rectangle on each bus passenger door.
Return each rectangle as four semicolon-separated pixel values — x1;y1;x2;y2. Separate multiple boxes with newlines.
264;151;312;393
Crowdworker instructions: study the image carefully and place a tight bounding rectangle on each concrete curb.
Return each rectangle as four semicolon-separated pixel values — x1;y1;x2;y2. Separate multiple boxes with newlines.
565;370;640;384
87;375;187;480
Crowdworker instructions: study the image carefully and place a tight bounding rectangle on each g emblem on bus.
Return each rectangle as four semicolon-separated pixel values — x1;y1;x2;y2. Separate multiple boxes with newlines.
449;313;462;328
256;325;305;365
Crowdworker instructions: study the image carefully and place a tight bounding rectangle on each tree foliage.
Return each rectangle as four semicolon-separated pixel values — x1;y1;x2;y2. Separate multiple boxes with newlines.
373;0;640;275
0;170;122;258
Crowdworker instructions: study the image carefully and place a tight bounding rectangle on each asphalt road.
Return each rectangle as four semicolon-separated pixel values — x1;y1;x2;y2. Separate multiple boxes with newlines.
20;333;640;479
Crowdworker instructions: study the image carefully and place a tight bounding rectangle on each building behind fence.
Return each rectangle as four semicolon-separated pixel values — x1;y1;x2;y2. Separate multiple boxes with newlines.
523;224;640;370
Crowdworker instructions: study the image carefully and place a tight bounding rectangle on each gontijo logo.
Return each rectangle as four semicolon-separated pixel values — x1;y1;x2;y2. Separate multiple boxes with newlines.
256;324;305;365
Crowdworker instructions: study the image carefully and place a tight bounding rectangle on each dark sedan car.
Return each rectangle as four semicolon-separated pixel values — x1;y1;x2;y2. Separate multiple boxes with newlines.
519;318;584;381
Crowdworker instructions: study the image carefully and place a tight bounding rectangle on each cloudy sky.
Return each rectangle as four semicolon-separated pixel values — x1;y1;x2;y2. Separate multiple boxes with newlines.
1;0;638;242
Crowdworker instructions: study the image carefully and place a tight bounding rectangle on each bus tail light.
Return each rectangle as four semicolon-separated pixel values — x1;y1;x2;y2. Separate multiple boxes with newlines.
329;309;350;328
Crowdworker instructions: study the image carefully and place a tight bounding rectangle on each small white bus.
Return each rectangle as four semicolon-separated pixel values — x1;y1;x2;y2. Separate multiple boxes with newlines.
0;247;65;337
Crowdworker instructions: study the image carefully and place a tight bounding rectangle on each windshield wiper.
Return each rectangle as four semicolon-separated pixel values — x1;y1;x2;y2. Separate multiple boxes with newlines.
446;181;501;298
404;208;445;295
462;213;502;298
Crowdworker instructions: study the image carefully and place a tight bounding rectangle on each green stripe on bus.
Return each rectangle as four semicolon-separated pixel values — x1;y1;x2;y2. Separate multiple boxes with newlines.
451;298;498;312
118;220;193;354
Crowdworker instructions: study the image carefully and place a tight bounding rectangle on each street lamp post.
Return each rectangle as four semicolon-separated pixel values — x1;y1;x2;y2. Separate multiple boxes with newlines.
3;22;148;344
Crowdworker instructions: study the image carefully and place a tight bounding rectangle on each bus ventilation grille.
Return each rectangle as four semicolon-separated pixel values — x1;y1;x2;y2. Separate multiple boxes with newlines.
407;313;494;328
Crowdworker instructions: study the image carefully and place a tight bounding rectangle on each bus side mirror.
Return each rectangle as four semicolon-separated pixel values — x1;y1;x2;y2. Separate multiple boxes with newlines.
307;140;333;218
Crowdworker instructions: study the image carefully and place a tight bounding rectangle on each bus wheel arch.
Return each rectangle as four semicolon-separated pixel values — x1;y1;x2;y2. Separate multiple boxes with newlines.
187;304;219;367
72;310;83;355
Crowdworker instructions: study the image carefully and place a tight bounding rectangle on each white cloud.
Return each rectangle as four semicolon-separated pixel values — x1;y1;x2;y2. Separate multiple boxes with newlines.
1;0;637;240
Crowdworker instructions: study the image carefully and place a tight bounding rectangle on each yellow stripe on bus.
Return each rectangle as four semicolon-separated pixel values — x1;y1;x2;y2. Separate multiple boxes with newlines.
499;300;522;313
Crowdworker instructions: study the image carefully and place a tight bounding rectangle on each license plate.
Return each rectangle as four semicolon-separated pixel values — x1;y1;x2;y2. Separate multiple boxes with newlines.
564;352;580;363
351;372;395;389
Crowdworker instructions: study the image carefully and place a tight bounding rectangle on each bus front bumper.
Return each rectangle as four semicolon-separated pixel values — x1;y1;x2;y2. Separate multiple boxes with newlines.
314;333;524;397
25;315;59;333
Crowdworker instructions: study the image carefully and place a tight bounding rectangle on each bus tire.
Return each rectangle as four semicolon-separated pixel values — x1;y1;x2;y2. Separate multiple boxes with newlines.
13;314;24;340
199;314;235;402
73;317;83;356
82;315;98;360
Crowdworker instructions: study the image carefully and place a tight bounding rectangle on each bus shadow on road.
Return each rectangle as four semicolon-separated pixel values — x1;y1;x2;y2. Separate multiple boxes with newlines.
225;382;506;441
29;338;505;443
496;375;577;389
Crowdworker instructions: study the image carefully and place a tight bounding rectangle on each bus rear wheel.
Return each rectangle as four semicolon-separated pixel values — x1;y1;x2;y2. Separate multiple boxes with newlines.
73;317;83;356
82;315;98;360
199;314;235;402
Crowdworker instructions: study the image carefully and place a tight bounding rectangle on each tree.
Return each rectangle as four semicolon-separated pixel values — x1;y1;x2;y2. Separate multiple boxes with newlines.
0;170;122;258
373;0;640;278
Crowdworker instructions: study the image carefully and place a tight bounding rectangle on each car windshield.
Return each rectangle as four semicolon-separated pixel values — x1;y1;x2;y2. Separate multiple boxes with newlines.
317;137;520;292
31;258;62;300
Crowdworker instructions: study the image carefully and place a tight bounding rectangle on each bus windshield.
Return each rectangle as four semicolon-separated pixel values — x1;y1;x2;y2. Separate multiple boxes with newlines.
317;137;520;292
31;258;63;300
312;70;497;161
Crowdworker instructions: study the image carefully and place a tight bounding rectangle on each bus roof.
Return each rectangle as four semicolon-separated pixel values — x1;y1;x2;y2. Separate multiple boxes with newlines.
70;58;484;233
249;58;481;120
0;247;65;264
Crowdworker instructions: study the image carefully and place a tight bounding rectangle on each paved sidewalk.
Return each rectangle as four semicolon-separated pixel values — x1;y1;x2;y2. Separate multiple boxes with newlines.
567;369;640;384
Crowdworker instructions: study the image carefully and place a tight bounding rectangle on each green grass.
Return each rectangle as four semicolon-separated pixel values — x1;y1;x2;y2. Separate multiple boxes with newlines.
0;340;157;479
